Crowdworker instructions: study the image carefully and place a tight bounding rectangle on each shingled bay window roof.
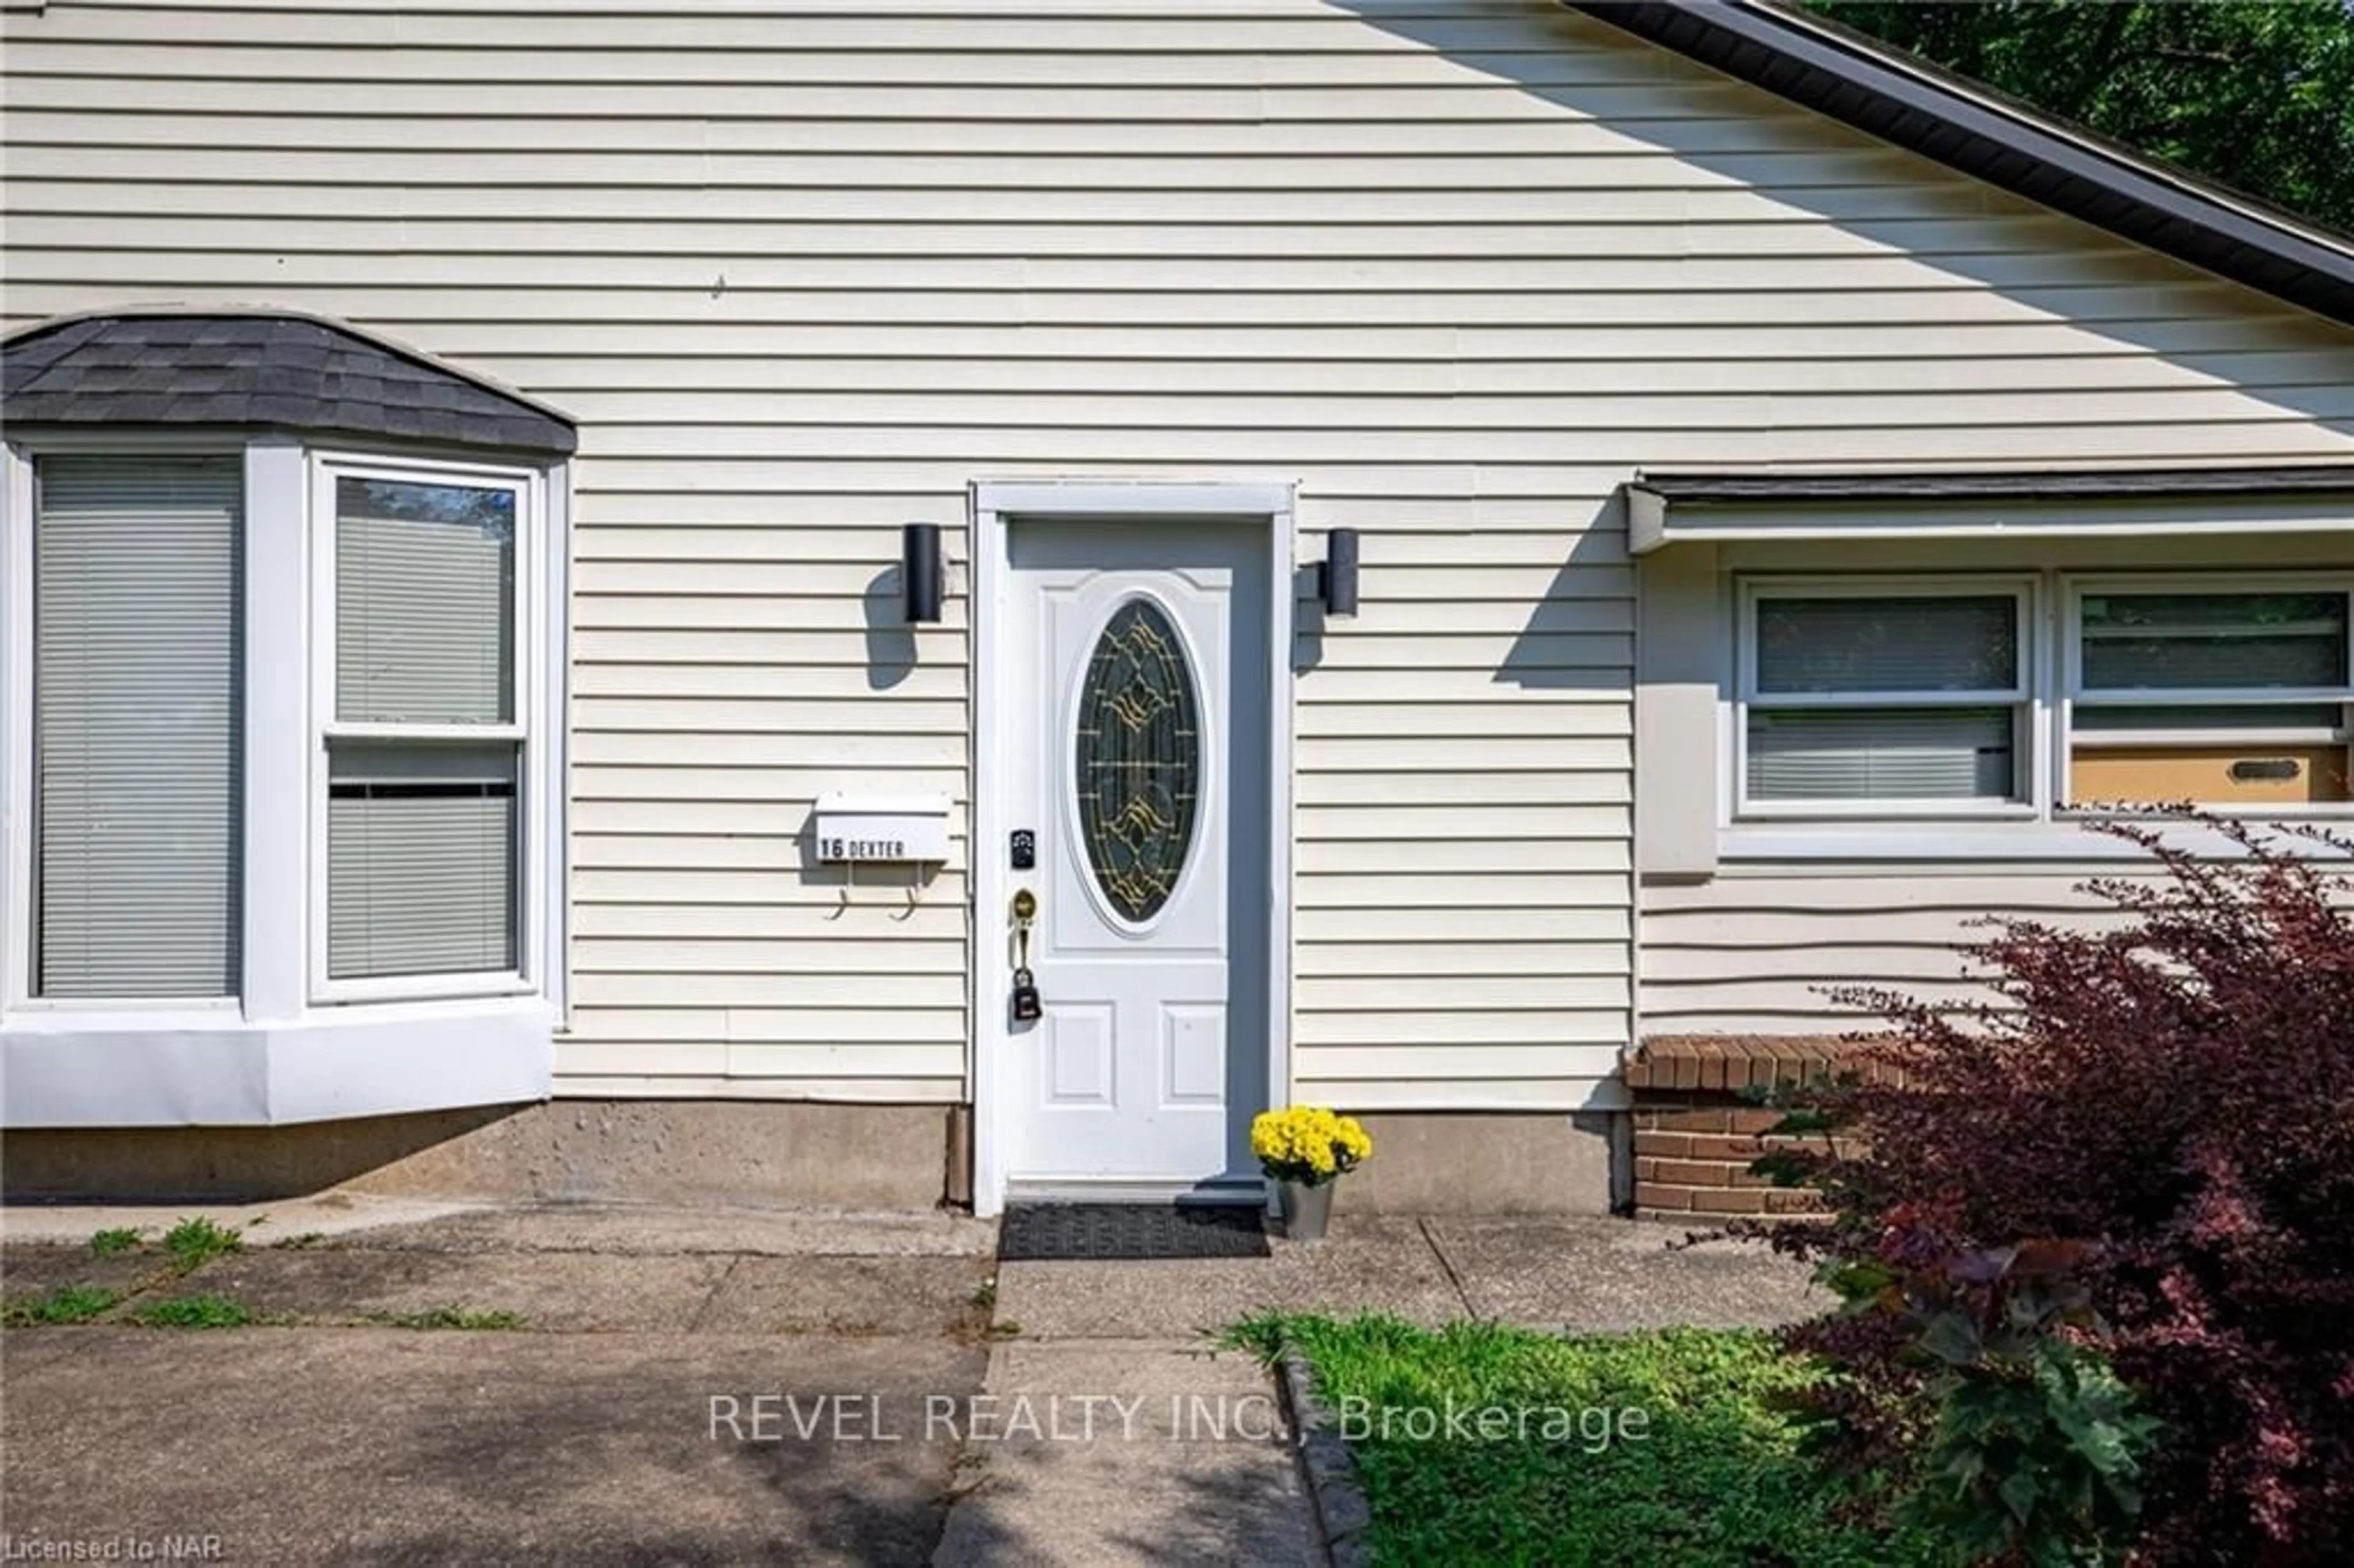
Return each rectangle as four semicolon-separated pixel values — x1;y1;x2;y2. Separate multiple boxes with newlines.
1;310;575;455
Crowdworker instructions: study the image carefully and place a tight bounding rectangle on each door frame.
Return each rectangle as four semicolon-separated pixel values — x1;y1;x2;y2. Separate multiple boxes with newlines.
969;479;1297;1217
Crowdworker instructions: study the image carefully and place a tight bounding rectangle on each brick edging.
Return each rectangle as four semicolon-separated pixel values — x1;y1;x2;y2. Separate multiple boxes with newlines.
1274;1347;1374;1568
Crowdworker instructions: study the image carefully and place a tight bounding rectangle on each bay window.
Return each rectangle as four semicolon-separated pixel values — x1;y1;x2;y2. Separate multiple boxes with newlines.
2;308;573;1128
14;448;555;1010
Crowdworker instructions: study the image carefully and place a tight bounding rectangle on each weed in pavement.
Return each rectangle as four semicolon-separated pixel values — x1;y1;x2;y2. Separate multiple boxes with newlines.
2;1285;120;1326
376;1305;528;1331
88;1228;142;1258
161;1217;245;1274
131;1294;255;1329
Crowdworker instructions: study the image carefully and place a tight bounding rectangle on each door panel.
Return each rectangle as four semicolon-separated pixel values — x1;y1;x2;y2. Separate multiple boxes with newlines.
1002;519;1271;1190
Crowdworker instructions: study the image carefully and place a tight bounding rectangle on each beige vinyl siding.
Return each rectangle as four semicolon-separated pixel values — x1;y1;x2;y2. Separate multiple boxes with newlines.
9;0;2354;1105
1640;870;2146;1037
1639;527;2354;1038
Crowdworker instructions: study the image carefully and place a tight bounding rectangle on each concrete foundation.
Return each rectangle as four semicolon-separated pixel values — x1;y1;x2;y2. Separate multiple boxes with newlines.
5;1102;1626;1214
1333;1111;1624;1214
1;1099;956;1210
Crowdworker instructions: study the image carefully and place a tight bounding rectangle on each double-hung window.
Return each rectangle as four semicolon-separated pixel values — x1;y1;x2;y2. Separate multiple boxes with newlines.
316;463;536;999
1738;582;2032;813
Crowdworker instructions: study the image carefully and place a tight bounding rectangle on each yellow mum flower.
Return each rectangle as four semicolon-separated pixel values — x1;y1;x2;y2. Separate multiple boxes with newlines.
1250;1105;1373;1187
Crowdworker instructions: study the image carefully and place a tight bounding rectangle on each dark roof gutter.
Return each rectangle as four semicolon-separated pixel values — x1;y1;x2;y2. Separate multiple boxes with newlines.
1567;1;2354;327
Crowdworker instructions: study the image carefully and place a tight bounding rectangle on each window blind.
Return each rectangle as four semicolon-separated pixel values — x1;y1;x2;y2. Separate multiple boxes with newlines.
327;740;517;980
2074;702;2345;732
335;478;514;724
329;475;520;983
2080;593;2348;692
1748;707;2016;800
1756;595;2017;694
33;455;242;997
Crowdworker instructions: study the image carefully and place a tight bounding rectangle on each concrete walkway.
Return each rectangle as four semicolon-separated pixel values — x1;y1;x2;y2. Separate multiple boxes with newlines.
991;1213;1818;1341
2;1201;1815;1565
2;1201;999;1564
929;1213;1819;1566
933;1337;1318;1567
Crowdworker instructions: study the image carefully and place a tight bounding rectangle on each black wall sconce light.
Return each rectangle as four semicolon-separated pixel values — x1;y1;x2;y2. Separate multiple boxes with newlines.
1319;528;1360;618
901;522;943;624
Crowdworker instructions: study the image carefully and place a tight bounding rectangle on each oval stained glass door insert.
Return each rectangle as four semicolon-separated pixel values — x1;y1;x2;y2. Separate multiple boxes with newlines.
1073;597;1202;924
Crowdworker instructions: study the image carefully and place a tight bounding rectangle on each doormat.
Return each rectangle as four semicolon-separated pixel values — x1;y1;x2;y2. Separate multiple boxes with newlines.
997;1202;1270;1261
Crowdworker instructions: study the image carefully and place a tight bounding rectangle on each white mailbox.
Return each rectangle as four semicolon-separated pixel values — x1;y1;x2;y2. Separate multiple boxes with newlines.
812;793;953;865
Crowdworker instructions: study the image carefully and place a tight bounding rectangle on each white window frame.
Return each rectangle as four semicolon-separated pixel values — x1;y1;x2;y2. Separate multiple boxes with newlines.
1;435;567;1029
2059;571;2354;816
2;434;251;1018
1734;574;2041;821
307;450;547;1007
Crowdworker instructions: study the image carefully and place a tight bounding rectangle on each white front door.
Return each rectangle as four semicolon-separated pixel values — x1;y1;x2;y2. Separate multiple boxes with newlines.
999;518;1273;1197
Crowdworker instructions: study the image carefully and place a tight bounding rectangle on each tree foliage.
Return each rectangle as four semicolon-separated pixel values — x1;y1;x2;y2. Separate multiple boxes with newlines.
1805;1;2354;234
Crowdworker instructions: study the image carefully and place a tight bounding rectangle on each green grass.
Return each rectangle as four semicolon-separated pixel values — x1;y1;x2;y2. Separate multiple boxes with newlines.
1232;1313;1933;1568
2;1285;120;1326
374;1305;527;1331
131;1294;255;1329
161;1216;244;1274
88;1227;142;1258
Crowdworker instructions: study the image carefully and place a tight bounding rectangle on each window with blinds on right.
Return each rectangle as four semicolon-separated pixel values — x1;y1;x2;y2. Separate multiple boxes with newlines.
319;467;526;999
2066;585;2354;808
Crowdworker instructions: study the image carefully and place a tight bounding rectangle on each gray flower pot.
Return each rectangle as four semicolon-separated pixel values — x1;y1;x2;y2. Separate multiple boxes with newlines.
1278;1178;1336;1242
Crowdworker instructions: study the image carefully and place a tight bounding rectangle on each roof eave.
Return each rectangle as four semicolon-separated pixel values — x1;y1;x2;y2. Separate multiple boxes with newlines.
1625;465;2354;554
1566;0;2354;327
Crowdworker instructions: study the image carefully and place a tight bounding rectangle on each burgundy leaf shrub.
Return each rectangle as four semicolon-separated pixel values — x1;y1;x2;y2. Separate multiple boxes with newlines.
1756;814;2354;1566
